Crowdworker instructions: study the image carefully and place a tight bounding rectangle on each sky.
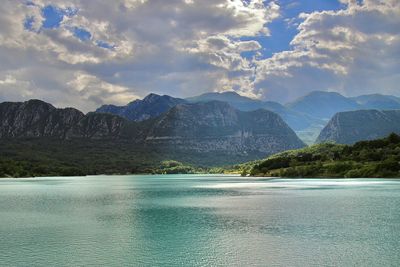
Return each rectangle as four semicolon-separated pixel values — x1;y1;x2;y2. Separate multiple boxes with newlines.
0;0;399;112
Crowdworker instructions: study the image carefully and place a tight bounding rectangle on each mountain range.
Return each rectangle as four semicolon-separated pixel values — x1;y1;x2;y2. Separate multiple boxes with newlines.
2;90;399;146
95;91;400;144
97;91;324;132
0;99;304;162
1;90;400;176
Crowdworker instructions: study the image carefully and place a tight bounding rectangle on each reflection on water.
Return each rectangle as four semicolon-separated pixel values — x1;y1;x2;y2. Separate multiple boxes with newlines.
0;175;399;266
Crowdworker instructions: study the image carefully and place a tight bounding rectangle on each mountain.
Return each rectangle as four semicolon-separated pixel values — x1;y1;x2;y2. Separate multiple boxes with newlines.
0;99;305;170
286;91;360;120
186;91;265;110
351;94;400;110
96;93;186;121
187;91;323;132
144;101;305;154
0;99;84;138
0;99;141;140
316;109;400;144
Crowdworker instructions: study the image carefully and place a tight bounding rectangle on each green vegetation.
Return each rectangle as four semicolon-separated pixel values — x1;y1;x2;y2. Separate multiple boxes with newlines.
2;134;399;178
250;133;400;178
0;138;238;178
151;160;202;174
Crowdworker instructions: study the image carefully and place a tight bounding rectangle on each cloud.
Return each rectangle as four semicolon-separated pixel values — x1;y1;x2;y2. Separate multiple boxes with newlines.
0;0;398;111
0;0;279;111
67;72;139;106
253;0;400;103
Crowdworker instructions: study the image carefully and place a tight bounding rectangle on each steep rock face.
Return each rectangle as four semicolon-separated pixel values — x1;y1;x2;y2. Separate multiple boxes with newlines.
42;108;85;138
146;101;305;154
66;112;132;140
96;93;186;121
0;100;84;138
316;110;400;144
0;100;136;140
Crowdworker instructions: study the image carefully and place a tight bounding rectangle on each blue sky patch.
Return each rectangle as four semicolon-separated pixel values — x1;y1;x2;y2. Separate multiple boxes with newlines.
73;27;92;41
40;5;78;30
23;16;35;31
96;41;116;50
41;5;65;29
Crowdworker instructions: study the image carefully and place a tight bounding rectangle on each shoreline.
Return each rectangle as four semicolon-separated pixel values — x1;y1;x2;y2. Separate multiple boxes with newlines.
1;173;399;179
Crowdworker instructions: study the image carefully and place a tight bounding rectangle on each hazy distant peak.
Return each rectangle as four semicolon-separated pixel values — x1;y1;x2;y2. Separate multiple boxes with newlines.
350;94;400;110
297;91;346;100
286;91;359;119
143;93;161;101
187;91;260;104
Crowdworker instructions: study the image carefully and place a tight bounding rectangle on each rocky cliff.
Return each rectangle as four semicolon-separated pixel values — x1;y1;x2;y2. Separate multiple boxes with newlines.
66;112;133;140
317;110;400;144
0;100;84;138
145;101;305;154
0;100;141;140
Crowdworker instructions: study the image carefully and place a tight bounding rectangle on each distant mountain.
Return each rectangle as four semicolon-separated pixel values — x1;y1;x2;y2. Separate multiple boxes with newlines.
351;94;400;110
316;110;400;144
96;93;186;121
0;99;305;165
186;91;265;110
145;101;305;154
96;91;400;130
286;91;360;120
187;91;323;131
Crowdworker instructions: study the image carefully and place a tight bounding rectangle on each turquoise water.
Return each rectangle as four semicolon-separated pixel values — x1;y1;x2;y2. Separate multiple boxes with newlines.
0;175;399;266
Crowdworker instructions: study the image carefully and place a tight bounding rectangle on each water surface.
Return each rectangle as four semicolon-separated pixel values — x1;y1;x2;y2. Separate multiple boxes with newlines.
0;175;399;266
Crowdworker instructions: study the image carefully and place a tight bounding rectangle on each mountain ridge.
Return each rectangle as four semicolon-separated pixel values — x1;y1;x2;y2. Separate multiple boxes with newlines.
0;99;304;160
96;93;186;122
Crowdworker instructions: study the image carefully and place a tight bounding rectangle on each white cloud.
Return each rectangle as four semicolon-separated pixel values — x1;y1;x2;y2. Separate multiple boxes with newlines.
253;0;400;102
0;0;279;111
67;72;140;105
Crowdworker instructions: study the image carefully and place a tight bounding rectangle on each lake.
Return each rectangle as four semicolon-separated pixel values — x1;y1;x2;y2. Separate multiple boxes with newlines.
0;175;399;266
